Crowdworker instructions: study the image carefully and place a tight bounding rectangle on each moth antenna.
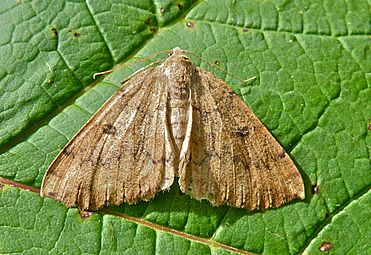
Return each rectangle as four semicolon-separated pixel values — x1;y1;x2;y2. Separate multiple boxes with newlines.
120;60;163;84
93;69;113;79
182;50;256;84
93;50;172;80
243;76;256;83
93;50;171;80
94;48;193;82
92;58;155;80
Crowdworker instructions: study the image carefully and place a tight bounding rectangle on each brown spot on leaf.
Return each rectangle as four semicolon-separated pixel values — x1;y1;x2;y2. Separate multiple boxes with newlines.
144;17;152;25
368;123;371;130
186;22;195;28
74;32;81;38
150;28;157;33
214;60;220;65
242;28;249;32
288;36;296;43
102;124;117;135
177;3;184;10
0;183;3;189
311;184;320;195
51;27;58;36
319;242;333;252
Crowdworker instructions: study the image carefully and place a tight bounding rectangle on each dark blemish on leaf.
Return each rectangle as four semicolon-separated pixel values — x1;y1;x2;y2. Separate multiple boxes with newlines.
325;213;329;218
144;17;151;25
177;3;184;10
160;7;165;14
0;183;3;189
51;27;58;36
214;60;220;65
278;150;286;159
242;28;249;32
79;210;93;219
102;124;117;135
311;184;320;195
150;27;157;33
319;242;333;252
368;123;371;130
235;126;249;137
74;32;81;38
288;36;296;43
186;22;195;28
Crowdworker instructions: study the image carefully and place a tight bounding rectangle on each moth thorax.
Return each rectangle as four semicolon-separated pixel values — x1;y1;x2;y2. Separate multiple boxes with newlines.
161;56;194;85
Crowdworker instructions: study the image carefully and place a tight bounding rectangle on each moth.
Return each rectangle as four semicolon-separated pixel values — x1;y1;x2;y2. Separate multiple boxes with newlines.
41;47;305;211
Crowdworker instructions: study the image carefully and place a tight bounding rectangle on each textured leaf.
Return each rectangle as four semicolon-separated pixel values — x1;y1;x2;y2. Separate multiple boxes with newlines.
0;0;370;254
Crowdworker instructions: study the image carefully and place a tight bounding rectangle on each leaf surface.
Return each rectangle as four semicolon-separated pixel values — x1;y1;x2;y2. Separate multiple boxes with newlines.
0;0;370;254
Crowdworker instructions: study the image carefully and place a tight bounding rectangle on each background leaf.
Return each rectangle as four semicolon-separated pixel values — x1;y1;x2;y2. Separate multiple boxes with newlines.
0;0;370;254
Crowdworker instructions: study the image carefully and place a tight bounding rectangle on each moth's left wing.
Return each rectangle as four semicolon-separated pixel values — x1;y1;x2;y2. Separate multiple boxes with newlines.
41;67;175;211
179;68;305;210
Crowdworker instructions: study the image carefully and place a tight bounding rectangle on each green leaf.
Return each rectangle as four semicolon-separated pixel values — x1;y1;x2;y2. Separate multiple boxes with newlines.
0;0;370;254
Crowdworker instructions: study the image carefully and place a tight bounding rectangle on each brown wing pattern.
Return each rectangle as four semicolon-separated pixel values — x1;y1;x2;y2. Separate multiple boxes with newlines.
41;67;174;210
179;68;305;210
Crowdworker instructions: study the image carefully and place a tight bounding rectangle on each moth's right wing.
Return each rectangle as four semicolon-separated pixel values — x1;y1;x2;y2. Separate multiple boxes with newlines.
41;67;175;211
179;68;304;211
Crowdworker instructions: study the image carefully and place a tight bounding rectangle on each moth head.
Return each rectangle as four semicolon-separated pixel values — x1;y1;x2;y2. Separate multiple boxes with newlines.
170;47;184;56
168;47;189;61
